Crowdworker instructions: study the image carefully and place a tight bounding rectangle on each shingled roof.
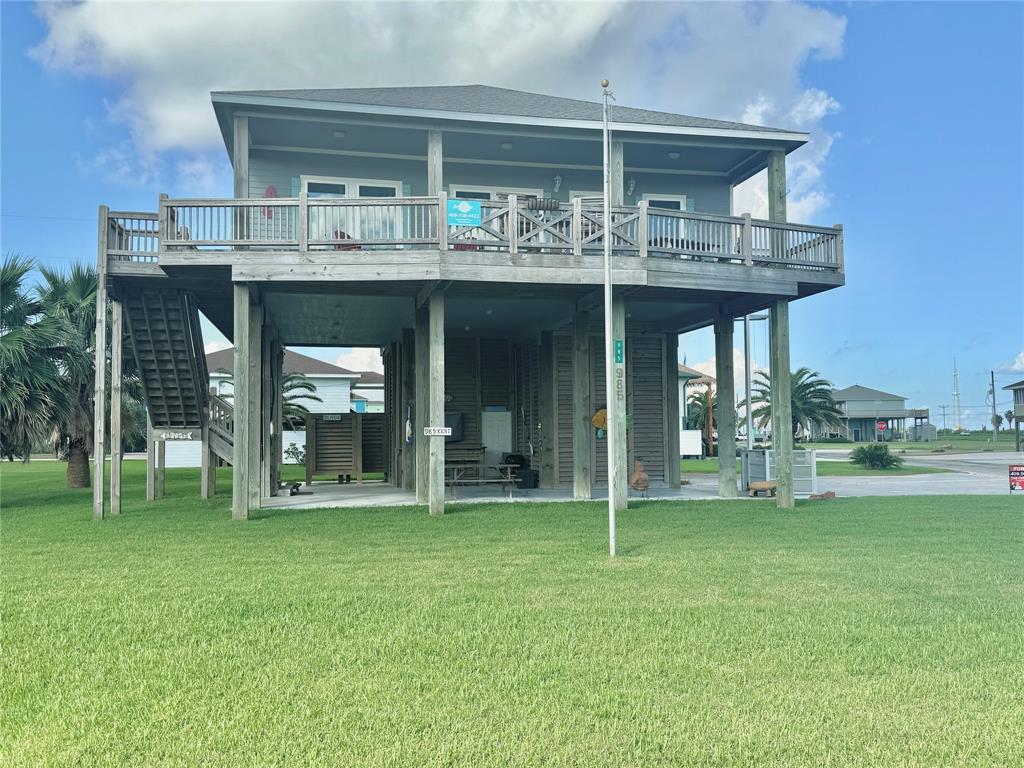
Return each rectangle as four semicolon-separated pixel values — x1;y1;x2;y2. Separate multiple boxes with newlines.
832;384;906;402
206;348;359;377
678;363;715;385
213;84;800;136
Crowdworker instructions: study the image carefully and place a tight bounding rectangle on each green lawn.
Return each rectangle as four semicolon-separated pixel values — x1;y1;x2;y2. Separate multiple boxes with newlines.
3;461;1022;766
802;431;1019;454
680;457;950;476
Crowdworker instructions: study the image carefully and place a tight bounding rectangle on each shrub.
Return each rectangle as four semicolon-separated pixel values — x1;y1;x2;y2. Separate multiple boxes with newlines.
283;442;306;465
850;443;903;470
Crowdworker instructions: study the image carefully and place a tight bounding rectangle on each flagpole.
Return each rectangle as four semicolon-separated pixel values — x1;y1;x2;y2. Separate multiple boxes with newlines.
602;79;616;558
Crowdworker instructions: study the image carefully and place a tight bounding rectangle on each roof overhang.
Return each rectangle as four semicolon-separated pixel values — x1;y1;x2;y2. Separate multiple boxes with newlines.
212;92;809;184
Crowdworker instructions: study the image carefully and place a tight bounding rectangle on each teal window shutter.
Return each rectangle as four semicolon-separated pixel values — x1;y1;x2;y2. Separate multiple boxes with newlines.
402;182;412;197
291;176;300;197
685;197;696;239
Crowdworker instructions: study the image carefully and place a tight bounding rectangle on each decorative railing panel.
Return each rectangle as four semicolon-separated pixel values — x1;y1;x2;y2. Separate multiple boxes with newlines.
103;195;843;273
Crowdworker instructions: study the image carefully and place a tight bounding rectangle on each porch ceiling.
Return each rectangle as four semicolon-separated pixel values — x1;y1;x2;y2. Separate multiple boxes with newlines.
246;113;772;181
257;281;747;347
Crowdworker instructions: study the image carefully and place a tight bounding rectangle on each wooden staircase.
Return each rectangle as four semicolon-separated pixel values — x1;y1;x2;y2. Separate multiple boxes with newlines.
208;394;234;464
124;288;231;462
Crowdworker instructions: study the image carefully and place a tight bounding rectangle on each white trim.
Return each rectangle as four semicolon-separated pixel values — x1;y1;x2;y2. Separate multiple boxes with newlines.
642;193;688;210
209;371;360;380
569;190;602;201
253;144;727;176
213;93;810;144
299;174;403;197
449;184;544;200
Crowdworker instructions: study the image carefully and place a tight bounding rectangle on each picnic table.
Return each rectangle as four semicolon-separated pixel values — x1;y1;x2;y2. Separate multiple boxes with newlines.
445;462;519;499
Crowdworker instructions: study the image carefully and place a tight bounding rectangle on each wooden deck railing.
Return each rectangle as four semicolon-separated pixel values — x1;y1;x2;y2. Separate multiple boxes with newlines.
105;195;844;272
208;394;234;444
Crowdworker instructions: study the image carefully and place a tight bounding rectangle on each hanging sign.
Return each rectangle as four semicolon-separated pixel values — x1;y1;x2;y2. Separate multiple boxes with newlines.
447;199;482;227
1010;465;1024;492
424;426;452;437
156;430;197;441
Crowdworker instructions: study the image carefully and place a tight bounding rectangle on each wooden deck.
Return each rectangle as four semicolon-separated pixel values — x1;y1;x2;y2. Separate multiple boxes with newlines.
102;196;844;290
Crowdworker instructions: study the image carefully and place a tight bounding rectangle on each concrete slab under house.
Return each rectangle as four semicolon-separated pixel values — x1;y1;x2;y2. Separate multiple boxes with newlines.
92;84;845;520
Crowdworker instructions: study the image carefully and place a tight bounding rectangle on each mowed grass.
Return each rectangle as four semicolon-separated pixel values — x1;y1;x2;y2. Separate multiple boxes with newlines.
802;432;1019;454
680;457;950;476
3;461;1022;767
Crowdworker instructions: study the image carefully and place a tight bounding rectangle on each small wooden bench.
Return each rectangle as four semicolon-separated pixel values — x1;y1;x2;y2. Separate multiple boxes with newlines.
748;481;777;497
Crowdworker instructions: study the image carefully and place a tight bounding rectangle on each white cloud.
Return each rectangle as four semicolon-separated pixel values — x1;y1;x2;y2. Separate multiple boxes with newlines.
335;347;383;374
34;1;845;216
997;351;1024;373
688;347;769;403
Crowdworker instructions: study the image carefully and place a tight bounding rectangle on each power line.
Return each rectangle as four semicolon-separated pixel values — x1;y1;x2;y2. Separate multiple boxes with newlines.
2;213;94;223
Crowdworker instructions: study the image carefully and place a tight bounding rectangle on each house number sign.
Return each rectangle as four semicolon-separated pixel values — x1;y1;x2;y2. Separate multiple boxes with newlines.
423;427;452;437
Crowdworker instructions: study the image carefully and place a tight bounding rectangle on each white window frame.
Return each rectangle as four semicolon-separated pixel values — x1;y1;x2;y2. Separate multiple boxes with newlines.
641;192;687;210
449;184;544;200
300;175;404;243
300;175;403;197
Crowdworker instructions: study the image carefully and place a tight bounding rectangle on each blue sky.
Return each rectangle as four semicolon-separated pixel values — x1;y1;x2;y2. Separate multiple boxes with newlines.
3;1;1022;427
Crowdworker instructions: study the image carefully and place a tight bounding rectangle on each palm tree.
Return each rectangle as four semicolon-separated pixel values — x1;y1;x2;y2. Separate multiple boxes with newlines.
0;255;67;460
34;263;143;487
220;370;321;430
282;372;322;429
686;386;716;432
743;367;843;439
1004;409;1014;432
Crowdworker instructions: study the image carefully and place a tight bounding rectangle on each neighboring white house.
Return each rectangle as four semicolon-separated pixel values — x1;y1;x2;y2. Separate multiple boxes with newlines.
351;369;385;413
165;349;376;467
678;364;715;456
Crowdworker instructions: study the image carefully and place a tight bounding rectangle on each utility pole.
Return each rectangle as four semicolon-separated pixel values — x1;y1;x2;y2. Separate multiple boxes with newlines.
952;359;962;432
990;370;998;442
938;404;948;432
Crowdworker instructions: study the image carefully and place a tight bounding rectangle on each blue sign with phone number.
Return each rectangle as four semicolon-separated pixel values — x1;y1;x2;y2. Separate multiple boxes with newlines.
447;199;482;227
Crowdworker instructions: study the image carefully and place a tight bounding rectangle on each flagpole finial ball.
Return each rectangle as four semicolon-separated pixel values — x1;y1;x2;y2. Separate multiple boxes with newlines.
601;79;610;88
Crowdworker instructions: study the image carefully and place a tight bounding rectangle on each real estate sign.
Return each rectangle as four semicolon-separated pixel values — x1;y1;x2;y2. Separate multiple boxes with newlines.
447;199;482;227
1010;465;1024;492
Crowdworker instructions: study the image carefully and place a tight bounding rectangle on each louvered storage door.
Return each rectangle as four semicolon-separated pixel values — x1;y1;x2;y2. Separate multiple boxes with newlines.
314;418;356;474
480;338;510;407
444;338;480;446
555;334;575;487
361;413;387;473
590;339;607;485
628;336;666;483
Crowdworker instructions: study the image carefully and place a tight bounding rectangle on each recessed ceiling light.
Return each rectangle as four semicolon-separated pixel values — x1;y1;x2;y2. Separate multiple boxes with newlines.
332;130;346;139
501;142;513;151
485;308;493;316
668;151;680;160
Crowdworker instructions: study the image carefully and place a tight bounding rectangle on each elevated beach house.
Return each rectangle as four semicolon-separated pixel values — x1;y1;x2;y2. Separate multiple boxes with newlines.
92;85;845;519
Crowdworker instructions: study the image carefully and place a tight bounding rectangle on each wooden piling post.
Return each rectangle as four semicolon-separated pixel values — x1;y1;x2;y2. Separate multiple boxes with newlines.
428;290;445;516
232;284;251;520
93;205;109;520
109;299;124;515
714;315;738;497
